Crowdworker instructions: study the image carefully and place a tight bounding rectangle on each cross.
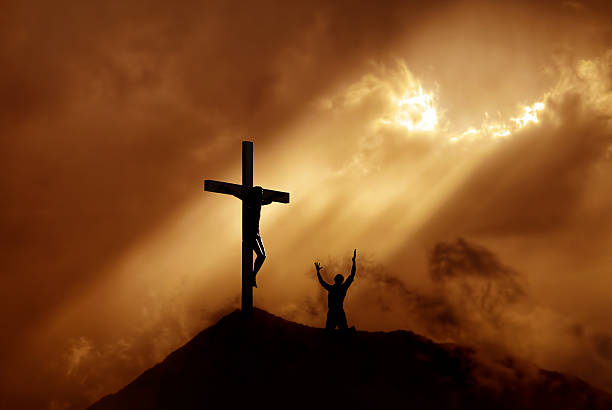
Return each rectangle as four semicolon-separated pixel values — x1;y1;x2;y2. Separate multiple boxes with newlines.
203;140;290;316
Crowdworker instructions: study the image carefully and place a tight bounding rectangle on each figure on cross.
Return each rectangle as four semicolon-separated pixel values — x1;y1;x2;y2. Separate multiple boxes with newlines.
233;186;272;287
204;141;289;316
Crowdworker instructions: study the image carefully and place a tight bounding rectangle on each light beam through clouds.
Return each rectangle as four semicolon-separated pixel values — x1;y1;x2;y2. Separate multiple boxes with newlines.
3;2;612;409
45;50;612;406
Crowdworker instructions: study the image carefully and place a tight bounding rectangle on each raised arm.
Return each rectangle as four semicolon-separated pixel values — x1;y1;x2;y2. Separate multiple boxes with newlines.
344;249;357;289
315;262;332;291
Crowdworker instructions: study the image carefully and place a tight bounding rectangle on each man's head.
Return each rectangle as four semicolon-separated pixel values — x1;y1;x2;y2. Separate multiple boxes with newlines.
334;274;344;285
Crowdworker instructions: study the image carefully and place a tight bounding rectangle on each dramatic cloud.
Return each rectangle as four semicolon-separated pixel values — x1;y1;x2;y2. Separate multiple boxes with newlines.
336;238;529;346
2;1;612;409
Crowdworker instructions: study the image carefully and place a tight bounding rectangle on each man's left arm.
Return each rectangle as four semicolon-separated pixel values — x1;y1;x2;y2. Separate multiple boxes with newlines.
345;249;357;288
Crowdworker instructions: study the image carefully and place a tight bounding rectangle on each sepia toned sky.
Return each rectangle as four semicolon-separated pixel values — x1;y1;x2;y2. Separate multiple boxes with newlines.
2;1;612;408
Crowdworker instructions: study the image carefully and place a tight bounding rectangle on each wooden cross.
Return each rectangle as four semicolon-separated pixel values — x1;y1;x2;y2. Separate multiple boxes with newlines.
204;141;290;316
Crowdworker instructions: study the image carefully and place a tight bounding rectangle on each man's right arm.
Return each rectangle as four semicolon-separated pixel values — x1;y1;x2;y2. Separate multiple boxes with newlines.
315;262;331;291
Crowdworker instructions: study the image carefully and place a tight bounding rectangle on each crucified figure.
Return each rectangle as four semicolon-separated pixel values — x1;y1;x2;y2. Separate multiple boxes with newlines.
204;141;289;315
234;186;272;287
315;249;357;331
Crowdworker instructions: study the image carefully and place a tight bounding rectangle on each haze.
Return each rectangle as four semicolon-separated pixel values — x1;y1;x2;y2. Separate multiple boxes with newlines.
1;1;612;408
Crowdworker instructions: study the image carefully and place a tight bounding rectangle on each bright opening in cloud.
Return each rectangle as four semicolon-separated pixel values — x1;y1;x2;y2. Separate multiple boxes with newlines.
381;89;438;131
339;63;548;144
512;102;546;128
450;101;546;143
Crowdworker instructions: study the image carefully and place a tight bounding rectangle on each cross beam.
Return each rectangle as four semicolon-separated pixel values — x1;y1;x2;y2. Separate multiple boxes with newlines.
203;141;290;316
204;180;289;204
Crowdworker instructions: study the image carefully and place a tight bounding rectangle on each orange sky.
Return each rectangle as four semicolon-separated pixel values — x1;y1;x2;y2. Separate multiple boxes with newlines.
2;1;612;409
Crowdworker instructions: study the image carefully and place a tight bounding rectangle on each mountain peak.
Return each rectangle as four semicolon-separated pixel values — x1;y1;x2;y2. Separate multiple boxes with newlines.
88;308;612;410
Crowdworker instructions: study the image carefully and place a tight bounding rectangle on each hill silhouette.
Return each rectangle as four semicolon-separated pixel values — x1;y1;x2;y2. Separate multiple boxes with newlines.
88;308;612;410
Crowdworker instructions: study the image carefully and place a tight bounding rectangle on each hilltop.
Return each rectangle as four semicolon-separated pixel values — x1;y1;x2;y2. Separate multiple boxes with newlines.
88;308;612;410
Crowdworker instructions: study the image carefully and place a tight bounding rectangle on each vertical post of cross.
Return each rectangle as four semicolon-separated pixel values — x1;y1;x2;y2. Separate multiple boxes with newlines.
241;141;254;316
204;140;289;317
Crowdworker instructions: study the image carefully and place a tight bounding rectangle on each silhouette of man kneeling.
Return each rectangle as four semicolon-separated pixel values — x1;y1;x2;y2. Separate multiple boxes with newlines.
315;249;357;331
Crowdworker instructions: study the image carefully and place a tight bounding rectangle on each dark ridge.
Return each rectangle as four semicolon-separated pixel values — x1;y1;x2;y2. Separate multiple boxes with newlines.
87;308;612;410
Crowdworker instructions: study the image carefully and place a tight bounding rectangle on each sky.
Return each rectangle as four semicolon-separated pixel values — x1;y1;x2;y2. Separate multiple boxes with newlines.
2;0;612;408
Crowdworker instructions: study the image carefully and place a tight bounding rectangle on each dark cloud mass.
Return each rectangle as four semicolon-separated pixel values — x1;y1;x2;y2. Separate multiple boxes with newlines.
348;238;527;343
2;0;612;409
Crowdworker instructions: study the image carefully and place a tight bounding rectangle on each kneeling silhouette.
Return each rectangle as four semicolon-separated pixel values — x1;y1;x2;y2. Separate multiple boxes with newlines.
315;249;357;331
